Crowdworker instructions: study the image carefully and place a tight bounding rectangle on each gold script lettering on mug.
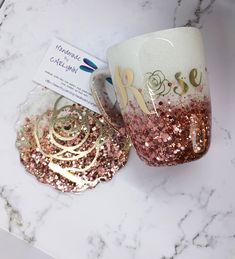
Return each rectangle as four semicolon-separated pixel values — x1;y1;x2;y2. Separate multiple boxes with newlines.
114;66;152;114
114;66;203;114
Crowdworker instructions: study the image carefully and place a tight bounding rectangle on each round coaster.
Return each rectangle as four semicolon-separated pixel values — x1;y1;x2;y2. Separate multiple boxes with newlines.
16;95;130;193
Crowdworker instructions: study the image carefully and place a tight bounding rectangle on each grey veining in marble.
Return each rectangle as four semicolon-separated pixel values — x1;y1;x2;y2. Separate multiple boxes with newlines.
174;0;216;28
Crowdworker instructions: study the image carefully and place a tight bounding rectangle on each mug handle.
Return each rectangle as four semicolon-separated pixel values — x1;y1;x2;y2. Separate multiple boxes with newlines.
90;68;126;135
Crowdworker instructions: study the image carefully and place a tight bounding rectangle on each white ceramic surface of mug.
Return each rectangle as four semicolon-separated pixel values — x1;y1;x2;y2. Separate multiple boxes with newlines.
90;27;211;166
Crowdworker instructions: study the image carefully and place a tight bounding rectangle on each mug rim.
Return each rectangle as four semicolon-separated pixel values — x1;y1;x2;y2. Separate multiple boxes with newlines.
107;26;200;55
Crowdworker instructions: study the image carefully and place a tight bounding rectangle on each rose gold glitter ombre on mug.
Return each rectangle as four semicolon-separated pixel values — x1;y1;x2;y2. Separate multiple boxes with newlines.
90;28;212;167
91;66;211;167
123;97;211;166
114;67;212;166
16;90;130;193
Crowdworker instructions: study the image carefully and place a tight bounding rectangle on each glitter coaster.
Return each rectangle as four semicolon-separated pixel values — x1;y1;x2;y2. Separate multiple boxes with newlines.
16;89;130;193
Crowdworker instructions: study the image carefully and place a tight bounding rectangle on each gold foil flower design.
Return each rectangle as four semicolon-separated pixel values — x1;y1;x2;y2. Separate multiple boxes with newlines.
143;70;172;100
33;96;106;185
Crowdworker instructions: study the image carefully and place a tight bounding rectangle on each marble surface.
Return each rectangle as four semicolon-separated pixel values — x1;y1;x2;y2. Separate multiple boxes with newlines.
0;0;235;258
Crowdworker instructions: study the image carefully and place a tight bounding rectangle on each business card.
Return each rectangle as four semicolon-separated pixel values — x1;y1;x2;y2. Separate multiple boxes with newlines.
33;38;109;113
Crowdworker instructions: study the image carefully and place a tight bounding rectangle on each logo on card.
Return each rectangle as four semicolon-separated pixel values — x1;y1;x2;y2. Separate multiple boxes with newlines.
80;58;112;84
80;58;98;73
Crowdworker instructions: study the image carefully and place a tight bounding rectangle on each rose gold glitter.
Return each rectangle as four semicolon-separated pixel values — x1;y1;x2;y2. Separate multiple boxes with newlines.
16;98;131;193
123;96;211;166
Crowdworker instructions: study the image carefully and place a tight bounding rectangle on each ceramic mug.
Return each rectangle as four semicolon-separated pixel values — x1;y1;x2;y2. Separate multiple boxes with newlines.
90;27;211;166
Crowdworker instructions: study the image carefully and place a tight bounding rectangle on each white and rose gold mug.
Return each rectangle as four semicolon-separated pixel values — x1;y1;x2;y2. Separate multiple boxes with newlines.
90;27;211;166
